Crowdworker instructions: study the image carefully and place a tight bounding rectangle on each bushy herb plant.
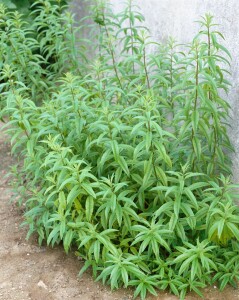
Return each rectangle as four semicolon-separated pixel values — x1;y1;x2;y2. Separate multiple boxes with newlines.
0;0;78;107
1;1;239;299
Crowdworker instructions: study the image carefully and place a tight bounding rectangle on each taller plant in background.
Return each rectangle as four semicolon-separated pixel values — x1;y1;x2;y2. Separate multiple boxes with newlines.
1;1;239;300
173;14;233;178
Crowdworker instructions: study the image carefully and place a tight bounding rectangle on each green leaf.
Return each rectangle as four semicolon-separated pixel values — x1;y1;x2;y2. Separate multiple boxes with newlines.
47;225;60;246
85;196;94;221
81;182;96;198
191;110;199;132
227;223;239;241
155;202;173;218
63;229;74;253
184;188;199;209
78;261;92;277
192;137;201;159
67;186;81;205
117;156;130;176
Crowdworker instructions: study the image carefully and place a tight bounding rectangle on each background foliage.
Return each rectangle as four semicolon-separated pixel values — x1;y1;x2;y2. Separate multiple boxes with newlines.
1;0;239;299
2;0;68;21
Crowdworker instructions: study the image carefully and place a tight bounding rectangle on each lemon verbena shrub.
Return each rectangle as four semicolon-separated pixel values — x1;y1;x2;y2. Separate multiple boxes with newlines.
1;1;239;299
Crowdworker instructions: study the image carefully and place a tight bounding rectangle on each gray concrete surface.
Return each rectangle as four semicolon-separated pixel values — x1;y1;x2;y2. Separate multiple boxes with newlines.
70;0;239;182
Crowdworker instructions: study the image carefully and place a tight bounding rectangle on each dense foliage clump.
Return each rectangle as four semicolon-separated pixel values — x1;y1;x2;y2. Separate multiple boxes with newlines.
1;1;239;299
2;0;68;14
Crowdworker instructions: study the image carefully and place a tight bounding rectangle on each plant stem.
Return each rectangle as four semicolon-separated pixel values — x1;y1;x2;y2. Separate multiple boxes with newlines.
143;45;150;89
102;15;123;91
191;45;199;171
129;0;135;74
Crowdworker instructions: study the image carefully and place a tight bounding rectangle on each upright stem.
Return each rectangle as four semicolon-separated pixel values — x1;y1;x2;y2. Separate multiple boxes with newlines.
194;53;199;111
207;23;217;175
207;26;212;101
169;48;174;116
102;15;123;91
191;46;199;171
69;18;81;75
129;0;135;74
143;44;150;89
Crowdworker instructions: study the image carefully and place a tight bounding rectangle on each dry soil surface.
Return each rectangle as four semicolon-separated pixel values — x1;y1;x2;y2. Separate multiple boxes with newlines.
0;122;239;300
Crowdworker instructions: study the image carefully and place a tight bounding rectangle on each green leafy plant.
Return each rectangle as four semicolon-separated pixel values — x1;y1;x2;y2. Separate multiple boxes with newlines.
1;1;239;299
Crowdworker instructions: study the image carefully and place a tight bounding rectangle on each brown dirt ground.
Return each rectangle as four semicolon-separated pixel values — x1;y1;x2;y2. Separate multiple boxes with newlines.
0;121;239;300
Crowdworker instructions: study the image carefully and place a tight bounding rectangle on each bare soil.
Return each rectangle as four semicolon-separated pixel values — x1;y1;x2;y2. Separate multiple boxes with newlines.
0;122;238;300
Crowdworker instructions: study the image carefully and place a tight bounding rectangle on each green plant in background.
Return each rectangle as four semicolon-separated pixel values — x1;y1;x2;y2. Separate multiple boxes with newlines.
0;0;79;107
1;1;239;299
